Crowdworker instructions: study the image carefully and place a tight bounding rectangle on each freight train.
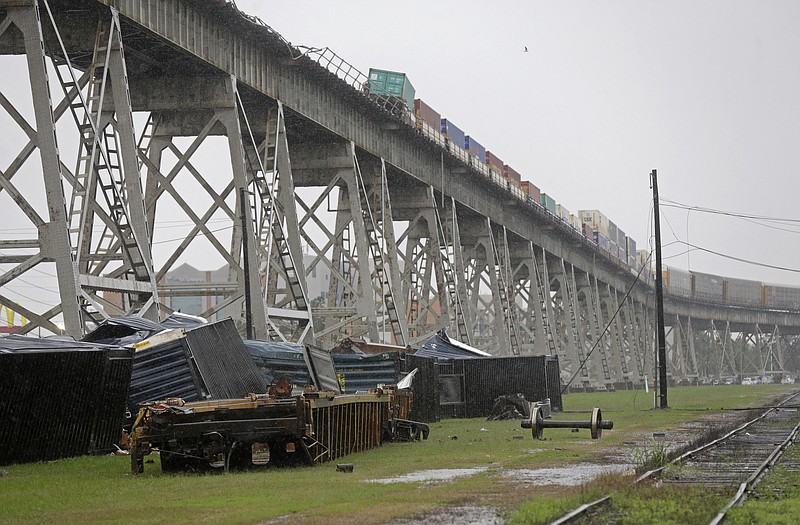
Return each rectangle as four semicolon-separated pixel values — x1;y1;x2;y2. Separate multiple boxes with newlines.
367;69;800;312
663;267;800;310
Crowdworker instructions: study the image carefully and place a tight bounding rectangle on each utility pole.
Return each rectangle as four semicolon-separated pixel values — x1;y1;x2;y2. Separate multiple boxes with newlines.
651;169;668;408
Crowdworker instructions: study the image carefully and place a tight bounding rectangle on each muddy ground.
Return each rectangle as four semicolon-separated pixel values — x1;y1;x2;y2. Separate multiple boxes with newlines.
377;409;752;525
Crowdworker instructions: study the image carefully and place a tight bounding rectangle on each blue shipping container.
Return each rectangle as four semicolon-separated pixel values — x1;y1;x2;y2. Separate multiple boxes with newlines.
464;136;486;163
593;231;609;251
441;119;466;148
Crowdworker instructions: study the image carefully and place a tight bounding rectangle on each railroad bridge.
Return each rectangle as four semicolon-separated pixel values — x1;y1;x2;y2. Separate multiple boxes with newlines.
1;0;798;388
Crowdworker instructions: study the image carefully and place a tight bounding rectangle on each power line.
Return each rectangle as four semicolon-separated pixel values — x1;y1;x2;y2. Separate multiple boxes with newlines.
660;197;800;224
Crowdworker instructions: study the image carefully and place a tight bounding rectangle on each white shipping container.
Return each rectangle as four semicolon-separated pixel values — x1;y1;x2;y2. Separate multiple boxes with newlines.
579;209;609;237
556;204;570;223
637;249;651;268
570;213;581;230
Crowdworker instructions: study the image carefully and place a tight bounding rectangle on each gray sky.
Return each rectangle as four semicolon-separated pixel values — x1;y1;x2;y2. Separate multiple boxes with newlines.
236;0;800;285
1;0;799;325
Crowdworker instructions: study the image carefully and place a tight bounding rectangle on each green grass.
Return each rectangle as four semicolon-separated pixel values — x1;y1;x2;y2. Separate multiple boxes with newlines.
0;385;795;525
725;419;800;525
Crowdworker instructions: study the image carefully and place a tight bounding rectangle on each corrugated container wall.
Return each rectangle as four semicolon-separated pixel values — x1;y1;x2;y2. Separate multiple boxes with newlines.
520;181;540;204
464;136;486;163
414;98;441;128
691;271;724;302
626;237;637;258
486;151;504;172
608;221;618;247
540;193;557;214
593;231;609;251
556;204;570;223
582;223;593;238
368;68;415;110
440;119;466;148
616;229;626;248
503;165;522;183
637;250;650;268
579;210;609;237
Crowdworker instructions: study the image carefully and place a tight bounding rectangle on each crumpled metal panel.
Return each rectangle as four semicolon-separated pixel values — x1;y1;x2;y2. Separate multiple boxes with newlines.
332;353;400;394
243;340;312;388
184;319;267;399
128;320;267;417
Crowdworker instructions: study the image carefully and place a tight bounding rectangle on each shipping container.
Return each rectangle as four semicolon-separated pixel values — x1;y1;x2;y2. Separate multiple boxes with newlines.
724;277;762;307
618;245;626;263
579;210;609;237
637;249;650;268
508;181;525;201
608;221;618;248
626;237;637;258
520;181;541;204
616;229;626;249
414;98;441;128
593;231;609;251
503;164;522;183
464;136;486;163
582;223;593;239
556;204;570;223
762;284;800;310
609;240;618;256
691;271;724;302
368;68;416;111
570;213;581;231
540;193;557;214
664;267;692;298
486;151;504;172
441;118;466;148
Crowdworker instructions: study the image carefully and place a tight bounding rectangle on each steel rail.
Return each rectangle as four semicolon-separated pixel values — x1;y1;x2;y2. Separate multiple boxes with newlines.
548;392;800;525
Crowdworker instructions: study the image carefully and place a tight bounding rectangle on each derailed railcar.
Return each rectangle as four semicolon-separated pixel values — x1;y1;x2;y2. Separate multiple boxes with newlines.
129;387;425;474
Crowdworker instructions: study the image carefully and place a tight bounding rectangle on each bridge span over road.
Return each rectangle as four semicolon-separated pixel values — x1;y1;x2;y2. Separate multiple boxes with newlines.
1;0;798;389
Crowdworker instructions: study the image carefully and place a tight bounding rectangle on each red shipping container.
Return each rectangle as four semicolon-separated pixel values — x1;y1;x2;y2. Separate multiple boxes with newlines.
486;151;504;172
414;99;441;128
520;181;541;203
503;164;522;183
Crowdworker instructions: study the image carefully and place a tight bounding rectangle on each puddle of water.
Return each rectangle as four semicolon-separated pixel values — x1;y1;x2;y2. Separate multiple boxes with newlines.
382;505;502;525
368;467;488;484
503;463;633;486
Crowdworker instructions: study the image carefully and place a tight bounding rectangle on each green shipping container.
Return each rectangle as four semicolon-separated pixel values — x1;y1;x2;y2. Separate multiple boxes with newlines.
368;68;416;111
540;193;557;214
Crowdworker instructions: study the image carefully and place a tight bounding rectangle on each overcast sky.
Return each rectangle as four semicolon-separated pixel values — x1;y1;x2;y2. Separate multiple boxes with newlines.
236;0;800;285
1;1;799;325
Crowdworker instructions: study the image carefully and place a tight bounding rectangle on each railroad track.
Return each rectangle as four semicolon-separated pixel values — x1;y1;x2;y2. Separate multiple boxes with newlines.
550;392;800;525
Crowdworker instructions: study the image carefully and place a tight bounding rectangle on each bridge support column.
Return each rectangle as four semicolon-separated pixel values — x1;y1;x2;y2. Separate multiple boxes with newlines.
2;4;82;336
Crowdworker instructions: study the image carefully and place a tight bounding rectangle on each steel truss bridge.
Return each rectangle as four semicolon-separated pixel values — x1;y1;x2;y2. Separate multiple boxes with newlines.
1;0;798;389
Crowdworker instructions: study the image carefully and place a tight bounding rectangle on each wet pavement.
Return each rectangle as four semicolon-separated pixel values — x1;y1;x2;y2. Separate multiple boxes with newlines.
368;467;488;485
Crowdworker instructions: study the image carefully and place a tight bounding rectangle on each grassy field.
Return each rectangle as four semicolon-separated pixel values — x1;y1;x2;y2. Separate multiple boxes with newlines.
0;385;795;525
